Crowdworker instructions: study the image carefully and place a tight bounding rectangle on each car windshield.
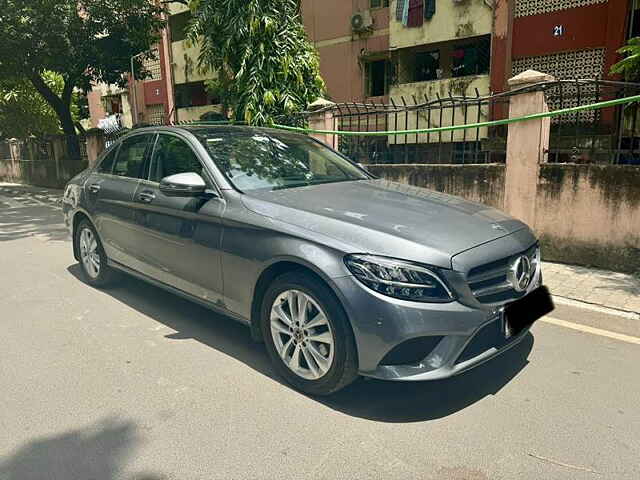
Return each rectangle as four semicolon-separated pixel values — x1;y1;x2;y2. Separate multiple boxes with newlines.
196;130;369;192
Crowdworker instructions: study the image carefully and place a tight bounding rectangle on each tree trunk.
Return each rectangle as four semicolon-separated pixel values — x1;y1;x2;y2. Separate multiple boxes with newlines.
59;81;81;160
59;105;81;160
29;73;81;160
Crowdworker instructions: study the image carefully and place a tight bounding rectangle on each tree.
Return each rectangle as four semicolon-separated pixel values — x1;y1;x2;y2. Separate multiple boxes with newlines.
0;72;86;139
0;75;61;139
0;0;165;158
611;37;640;81
188;0;325;125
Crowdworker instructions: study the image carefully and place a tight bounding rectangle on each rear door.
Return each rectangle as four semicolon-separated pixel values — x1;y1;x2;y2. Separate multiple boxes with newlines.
130;132;226;303
84;133;155;267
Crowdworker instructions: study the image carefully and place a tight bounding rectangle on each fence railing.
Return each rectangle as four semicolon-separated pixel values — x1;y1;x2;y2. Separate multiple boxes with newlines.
281;78;640;166
542;79;640;164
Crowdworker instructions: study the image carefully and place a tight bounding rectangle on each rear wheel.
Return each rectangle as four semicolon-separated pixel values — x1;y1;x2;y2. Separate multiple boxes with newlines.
75;220;118;287
261;271;358;395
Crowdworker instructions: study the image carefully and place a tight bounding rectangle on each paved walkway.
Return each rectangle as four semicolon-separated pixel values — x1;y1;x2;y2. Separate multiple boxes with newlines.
2;182;639;314
543;262;640;314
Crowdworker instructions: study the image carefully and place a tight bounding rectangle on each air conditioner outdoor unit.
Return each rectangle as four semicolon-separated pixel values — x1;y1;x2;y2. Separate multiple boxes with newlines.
351;10;373;33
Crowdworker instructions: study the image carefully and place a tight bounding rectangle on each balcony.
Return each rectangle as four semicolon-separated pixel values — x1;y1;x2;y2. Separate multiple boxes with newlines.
388;74;490;144
389;0;492;51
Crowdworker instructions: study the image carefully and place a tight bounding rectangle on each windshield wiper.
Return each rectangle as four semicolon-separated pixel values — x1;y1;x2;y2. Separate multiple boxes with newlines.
271;182;311;191
270;178;360;191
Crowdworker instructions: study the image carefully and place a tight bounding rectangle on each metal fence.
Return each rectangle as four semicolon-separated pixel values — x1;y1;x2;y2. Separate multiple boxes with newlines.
285;78;640;166
542;79;640;164
330;91;509;165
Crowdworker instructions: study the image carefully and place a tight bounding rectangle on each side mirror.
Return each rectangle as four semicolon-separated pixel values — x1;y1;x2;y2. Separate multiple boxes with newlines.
159;172;207;197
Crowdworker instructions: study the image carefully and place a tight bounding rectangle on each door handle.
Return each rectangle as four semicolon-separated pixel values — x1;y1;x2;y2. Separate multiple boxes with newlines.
88;183;101;194
137;191;156;203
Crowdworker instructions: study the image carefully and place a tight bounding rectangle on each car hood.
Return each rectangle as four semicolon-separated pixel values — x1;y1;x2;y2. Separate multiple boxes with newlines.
241;179;528;269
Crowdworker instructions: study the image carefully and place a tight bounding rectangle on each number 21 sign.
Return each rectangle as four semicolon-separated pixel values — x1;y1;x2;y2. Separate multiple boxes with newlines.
553;25;565;37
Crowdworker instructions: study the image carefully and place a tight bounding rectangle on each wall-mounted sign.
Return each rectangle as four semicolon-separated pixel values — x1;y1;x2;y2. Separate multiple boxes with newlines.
553;25;565;37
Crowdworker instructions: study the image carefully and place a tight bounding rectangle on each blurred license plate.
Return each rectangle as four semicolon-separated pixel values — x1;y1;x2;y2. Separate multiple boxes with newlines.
503;286;554;337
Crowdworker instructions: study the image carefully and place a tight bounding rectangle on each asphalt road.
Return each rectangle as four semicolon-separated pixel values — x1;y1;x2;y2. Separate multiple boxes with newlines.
1;183;639;480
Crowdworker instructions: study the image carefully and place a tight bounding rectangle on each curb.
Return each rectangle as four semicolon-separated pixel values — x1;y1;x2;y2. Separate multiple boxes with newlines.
552;295;640;320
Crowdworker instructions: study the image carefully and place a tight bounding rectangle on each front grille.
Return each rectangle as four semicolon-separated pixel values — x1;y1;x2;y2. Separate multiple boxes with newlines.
456;319;509;365
467;243;538;304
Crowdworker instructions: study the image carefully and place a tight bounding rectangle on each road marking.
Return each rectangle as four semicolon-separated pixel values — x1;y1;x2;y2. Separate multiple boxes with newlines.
552;295;639;320
542;317;640;345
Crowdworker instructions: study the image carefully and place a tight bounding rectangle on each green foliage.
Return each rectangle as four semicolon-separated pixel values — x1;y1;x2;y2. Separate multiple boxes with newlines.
611;37;640;81
0;0;166;156
0;72;87;138
188;0;325;125
0;74;61;138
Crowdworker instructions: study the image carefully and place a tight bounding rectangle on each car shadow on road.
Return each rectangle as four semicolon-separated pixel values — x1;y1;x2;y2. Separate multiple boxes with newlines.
67;264;534;424
0;416;166;480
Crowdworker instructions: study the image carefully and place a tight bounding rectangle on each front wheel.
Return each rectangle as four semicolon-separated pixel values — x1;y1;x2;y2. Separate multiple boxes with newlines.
261;271;358;396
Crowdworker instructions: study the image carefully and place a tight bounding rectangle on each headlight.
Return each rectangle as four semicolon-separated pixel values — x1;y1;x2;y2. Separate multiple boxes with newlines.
344;254;454;303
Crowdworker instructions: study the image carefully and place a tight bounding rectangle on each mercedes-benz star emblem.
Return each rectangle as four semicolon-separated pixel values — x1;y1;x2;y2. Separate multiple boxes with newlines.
508;255;533;292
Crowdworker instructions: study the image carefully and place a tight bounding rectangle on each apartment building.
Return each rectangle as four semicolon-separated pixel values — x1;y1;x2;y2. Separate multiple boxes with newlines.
87;0;634;130
86;43;171;129
165;2;222;123
492;0;630;96
301;0;391;103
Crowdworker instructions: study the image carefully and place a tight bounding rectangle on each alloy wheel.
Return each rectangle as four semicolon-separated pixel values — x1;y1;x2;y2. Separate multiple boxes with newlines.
79;227;100;279
270;290;335;380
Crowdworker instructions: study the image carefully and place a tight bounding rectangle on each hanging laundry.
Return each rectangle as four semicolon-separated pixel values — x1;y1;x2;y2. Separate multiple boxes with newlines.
402;0;410;26
424;0;436;20
407;0;424;28
395;0;406;21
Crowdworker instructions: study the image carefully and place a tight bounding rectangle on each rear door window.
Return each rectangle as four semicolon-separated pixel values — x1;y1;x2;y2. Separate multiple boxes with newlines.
113;134;154;179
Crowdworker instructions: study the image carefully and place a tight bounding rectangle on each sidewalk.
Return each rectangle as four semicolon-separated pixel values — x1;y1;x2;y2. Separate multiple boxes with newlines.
2;182;639;314
543;262;640;315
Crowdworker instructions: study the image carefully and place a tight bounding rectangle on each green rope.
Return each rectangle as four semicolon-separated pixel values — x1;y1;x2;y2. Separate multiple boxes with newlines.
271;94;640;137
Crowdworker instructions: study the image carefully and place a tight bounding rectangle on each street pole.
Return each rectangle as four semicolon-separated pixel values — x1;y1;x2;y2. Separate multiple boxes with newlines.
130;54;138;126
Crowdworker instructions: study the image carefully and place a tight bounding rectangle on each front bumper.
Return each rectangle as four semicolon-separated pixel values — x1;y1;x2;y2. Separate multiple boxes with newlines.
333;274;536;381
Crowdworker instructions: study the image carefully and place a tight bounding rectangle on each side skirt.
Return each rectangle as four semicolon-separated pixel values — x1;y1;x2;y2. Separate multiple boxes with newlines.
107;259;251;326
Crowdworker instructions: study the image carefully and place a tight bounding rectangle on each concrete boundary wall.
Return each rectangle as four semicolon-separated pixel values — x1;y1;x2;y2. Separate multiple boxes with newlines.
367;164;506;210
536;164;640;273
0;158;87;189
369;162;640;273
0;131;104;189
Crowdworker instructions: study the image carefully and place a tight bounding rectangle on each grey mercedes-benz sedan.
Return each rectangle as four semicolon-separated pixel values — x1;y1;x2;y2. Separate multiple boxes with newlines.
63;125;553;395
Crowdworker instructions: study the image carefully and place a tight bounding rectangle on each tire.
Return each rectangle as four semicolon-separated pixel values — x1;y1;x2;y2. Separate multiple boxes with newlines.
261;271;358;396
75;219;118;288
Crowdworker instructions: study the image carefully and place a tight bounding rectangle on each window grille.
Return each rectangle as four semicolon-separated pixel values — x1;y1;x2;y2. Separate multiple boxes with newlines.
142;49;162;81
513;49;606;123
146;104;166;125
515;0;607;18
